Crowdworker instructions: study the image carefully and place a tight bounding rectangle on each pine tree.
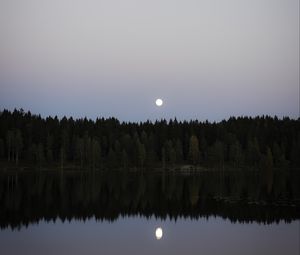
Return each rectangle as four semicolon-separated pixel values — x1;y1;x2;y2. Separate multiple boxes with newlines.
46;135;54;163
0;138;4;159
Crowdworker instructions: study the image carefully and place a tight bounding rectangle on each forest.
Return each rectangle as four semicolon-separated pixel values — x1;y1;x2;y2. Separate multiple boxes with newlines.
0;109;299;170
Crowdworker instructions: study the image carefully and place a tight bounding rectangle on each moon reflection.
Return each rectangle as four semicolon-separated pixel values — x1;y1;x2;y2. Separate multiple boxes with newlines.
155;227;163;240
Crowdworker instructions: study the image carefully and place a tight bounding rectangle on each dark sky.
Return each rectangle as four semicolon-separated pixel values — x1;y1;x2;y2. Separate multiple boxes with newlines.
0;0;299;121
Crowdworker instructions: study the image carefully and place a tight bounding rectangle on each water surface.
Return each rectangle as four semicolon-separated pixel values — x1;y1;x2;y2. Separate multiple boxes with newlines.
0;170;299;254
1;216;299;255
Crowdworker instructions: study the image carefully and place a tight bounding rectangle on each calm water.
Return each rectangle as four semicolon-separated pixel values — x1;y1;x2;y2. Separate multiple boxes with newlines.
0;170;299;254
0;217;299;255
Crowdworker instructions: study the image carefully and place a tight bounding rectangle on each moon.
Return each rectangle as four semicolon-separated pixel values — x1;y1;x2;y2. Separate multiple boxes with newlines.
155;227;163;240
155;98;163;107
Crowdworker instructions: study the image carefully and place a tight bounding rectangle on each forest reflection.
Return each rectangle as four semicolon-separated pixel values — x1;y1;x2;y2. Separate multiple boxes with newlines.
0;169;299;230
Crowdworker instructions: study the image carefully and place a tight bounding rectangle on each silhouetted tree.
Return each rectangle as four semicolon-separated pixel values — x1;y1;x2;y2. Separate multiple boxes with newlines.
107;146;116;168
76;137;84;168
188;135;200;165
14;129;23;165
37;143;45;168
91;138;101;169
121;149;128;168
0;138;4;159
175;139;183;164
246;137;261;166
60;129;69;170
6;130;13;162
272;142;287;167
208;140;224;167
261;147;274;194
46;134;54;163
137;140;146;168
229;140;243;167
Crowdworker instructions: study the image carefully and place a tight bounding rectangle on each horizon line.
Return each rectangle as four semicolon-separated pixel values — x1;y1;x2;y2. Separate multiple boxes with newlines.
1;108;299;125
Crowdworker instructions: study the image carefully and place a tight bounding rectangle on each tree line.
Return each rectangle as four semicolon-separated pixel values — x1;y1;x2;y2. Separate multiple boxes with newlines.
0;109;299;169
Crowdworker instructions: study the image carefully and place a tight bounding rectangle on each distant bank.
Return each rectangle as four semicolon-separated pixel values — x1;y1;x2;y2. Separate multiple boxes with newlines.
0;109;299;170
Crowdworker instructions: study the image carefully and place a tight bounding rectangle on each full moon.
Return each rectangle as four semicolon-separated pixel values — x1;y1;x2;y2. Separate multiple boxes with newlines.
155;227;163;240
155;98;163;107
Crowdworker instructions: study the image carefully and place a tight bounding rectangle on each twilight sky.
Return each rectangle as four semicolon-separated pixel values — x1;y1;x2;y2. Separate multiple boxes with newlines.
0;0;299;121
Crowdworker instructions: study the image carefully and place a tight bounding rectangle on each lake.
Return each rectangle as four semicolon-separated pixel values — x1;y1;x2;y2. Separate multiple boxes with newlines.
0;170;299;254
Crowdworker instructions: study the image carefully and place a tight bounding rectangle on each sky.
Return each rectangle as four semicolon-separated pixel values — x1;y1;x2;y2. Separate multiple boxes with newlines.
0;0;299;122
